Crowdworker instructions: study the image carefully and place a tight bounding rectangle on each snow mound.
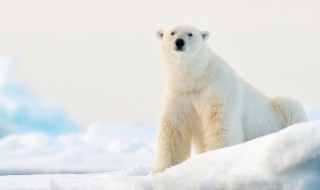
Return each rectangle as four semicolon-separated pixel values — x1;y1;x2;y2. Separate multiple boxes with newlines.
0;56;79;136
0;165;152;190
0;121;319;190
0;123;156;174
155;121;320;190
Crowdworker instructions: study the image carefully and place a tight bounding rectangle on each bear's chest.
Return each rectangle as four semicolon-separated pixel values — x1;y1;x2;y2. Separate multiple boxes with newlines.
170;73;208;93
166;61;211;93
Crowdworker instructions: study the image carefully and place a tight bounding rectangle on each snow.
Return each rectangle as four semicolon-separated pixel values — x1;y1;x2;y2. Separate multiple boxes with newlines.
0;123;156;174
0;121;319;190
154;121;320;190
0;165;152;190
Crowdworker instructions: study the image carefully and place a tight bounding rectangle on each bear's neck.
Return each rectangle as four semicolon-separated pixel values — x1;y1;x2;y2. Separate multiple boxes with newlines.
164;46;213;93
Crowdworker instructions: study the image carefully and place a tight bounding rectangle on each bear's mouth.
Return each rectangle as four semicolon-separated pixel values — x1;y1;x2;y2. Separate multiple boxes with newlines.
174;47;186;52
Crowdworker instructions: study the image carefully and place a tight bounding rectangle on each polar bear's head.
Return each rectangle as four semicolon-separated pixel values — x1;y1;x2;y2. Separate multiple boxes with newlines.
157;25;209;60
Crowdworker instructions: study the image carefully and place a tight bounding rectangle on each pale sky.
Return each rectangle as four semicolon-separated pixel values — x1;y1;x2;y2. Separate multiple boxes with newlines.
0;0;319;127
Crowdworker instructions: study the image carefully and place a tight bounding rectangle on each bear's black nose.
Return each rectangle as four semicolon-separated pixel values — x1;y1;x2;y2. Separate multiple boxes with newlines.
175;39;185;48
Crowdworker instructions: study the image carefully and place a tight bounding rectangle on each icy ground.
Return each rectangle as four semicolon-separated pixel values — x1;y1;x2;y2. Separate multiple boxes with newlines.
0;121;320;190
0;123;156;174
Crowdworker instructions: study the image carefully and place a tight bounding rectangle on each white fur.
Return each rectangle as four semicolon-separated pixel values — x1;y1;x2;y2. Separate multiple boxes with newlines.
154;25;307;172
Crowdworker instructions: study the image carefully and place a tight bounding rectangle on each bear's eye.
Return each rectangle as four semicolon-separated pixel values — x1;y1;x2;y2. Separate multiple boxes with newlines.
188;33;193;37
171;32;175;36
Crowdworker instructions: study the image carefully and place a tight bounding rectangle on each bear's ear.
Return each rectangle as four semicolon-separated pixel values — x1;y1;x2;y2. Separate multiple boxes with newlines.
202;31;209;41
156;30;164;39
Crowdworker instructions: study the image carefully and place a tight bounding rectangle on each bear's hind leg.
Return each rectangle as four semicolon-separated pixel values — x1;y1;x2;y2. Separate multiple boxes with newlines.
271;97;307;128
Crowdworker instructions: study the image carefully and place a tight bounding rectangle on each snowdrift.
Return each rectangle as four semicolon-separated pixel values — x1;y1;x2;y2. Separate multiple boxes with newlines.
154;120;320;190
0;123;155;174
0;121;319;190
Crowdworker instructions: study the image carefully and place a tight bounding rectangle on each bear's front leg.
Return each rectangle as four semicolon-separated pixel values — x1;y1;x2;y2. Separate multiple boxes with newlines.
153;96;193;173
202;101;244;151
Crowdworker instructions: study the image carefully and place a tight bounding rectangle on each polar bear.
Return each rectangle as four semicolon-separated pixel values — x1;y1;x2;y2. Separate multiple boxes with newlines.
153;25;307;172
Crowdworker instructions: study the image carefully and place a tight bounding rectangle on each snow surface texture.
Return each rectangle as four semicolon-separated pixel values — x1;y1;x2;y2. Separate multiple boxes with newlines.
0;121;319;190
0;123;156;175
0;57;79;136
